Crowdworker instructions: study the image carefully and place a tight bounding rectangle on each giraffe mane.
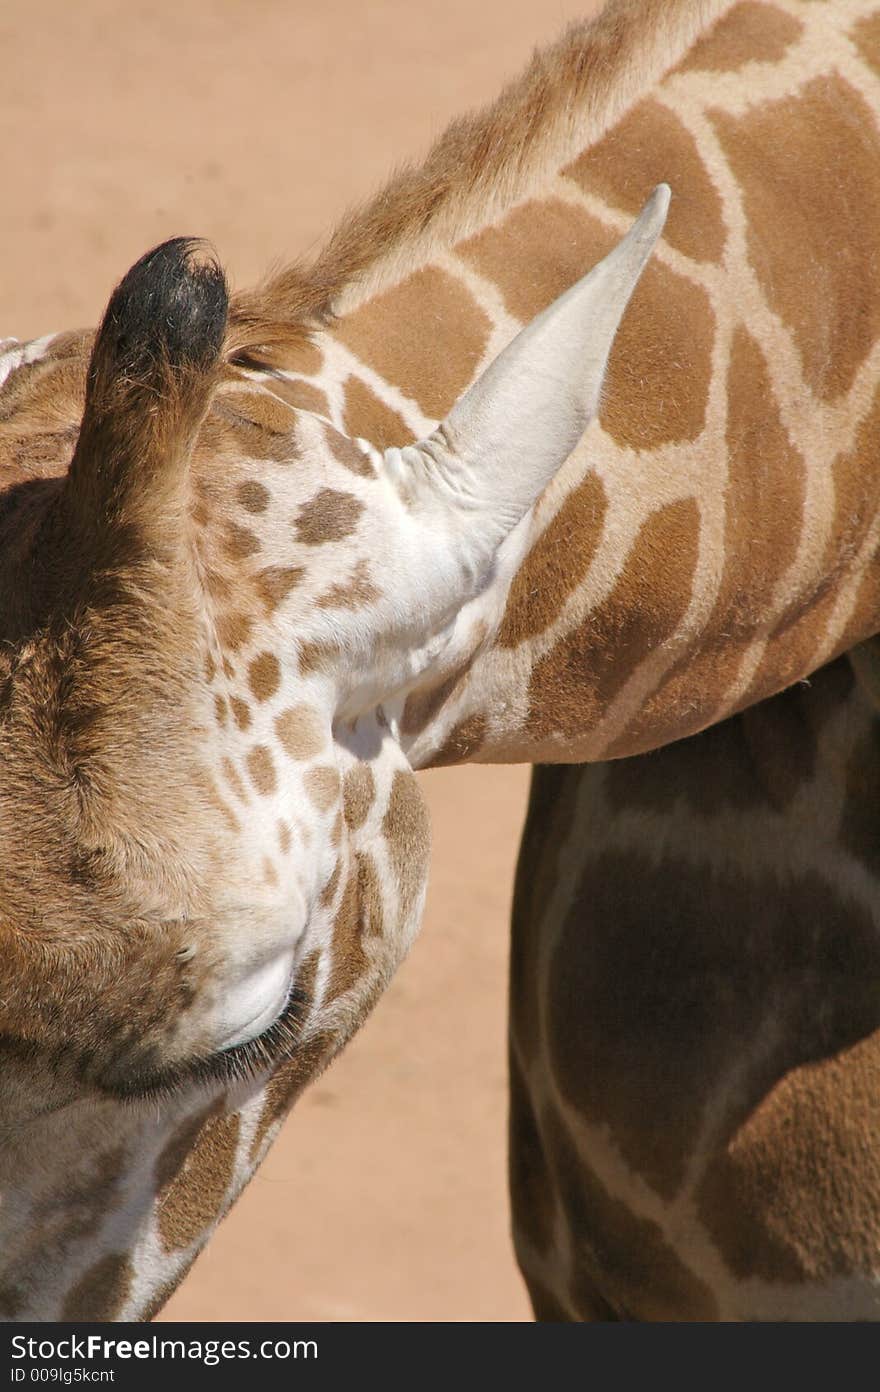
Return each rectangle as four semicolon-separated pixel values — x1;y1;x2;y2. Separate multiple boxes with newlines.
225;0;730;365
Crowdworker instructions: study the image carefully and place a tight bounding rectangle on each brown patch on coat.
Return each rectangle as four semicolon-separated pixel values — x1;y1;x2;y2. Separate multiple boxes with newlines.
565;98;726;264
222;522;262;560
247;745;278;796
334;267;491;422
461;198;613;325
526;498;700;746
263;375;329;417
740;371;880;704
401;658;470;737
215;609;254;652
343;764;376;830
304;765;341;812
154;1103;220;1190
254;564;303;613
343;375;413;449
294;488;364;545
712;74;880;402
247;651;281;702
602;257;714;450
356;852;385;941
264;339;323;377
814;382;880;658
547;849;880;1205
698;1033;880;1287
325;866;369;1004
230;697;252;732
323;422;376;479
612;327;806;753
382;770;430;926
0;329;88;427
237;480;270;514
275;705;325;761
317;559;379;610
429;713;488;767
461;199;714;448
157;1110;241;1252
61;1252;133;1321
833;386;880;540
676;2;802;73
496;472;608;647
851;12;880;74
324;852;386;1007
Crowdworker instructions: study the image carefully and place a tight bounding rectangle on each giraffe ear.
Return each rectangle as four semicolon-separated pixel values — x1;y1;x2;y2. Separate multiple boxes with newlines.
382;185;669;568
65;238;227;549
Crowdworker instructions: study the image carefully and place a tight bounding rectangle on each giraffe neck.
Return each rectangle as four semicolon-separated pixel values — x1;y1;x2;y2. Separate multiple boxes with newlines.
13;3;877;769
270;0;880;768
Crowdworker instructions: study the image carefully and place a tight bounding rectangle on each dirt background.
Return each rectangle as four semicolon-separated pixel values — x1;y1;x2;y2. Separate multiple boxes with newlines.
2;0;601;1321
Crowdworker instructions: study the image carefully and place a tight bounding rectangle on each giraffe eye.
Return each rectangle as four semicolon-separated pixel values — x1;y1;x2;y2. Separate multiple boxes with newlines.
104;981;312;1101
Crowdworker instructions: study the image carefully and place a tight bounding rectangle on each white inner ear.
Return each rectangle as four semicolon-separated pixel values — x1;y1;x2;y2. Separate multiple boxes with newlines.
317;187;670;715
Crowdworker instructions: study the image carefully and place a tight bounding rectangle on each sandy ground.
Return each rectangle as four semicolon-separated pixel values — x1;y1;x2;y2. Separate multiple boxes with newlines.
2;0;601;1321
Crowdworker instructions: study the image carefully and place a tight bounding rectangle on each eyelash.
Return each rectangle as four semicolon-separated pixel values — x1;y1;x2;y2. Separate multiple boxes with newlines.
113;982;313;1103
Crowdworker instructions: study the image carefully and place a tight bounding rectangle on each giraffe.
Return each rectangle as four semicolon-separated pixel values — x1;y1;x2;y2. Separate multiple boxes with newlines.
2;0;880;1322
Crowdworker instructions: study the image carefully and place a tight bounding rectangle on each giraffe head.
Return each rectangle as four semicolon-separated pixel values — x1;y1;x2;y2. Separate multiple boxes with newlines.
0;189;667;1318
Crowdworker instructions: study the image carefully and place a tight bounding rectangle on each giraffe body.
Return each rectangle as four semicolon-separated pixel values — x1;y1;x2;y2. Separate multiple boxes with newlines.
511;654;880;1320
1;0;880;1319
